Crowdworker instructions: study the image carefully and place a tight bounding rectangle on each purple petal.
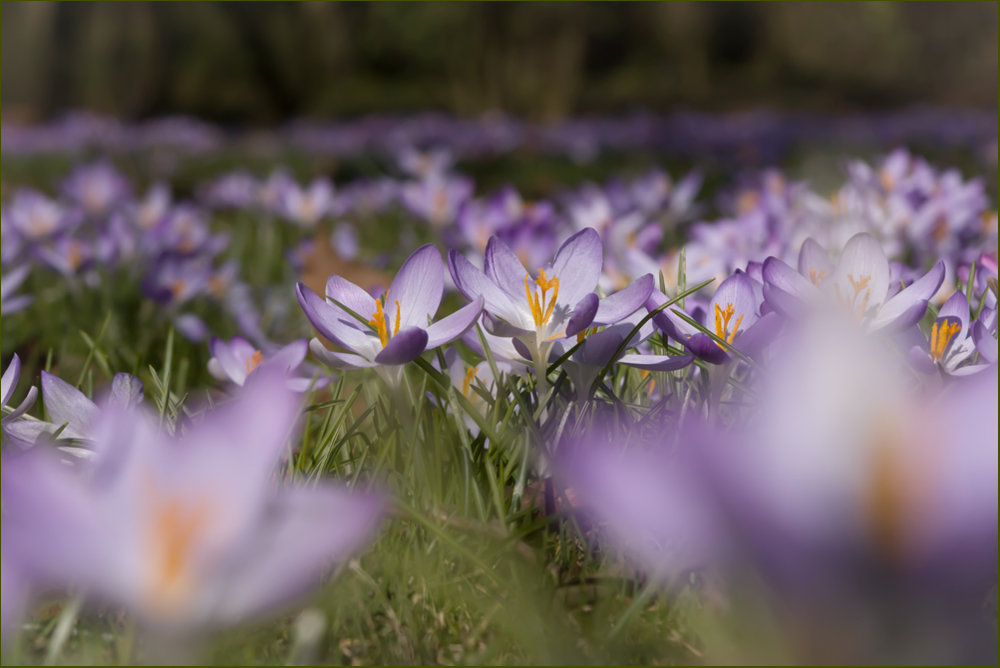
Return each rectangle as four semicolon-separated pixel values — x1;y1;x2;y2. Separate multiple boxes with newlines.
907;346;939;375
482;313;534;339
448;250;521;324
833;233;891;309
973;320;997;364
484;236;530;302
208;487;384;623
869;261;946;334
684;332;730;366
374;327;429;366
309;340;379;370
645;290;695;342
708;272;759;333
174;313;210;343
937;290;970;343
267;340;309;373
325;275;377;321
732;312;783;358
618;353;695;372
593;274;655;327
109;373;144;411
2;354;21;408
387;245;444;330
762;256;822;317
296;283;372;354
575;329;626;368
41;372;99;440
209;337;251;385
565;293;600;338
1;386;38;427
425;297;485;350
797;238;834;281
550;228;603;308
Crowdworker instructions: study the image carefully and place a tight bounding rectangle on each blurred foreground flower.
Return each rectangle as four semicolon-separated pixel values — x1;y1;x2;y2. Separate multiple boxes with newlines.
298;245;483;386
1;368;384;639
208;337;328;393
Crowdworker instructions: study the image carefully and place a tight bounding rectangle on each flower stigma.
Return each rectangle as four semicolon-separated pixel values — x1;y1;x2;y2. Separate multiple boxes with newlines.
714;303;744;349
525;269;560;328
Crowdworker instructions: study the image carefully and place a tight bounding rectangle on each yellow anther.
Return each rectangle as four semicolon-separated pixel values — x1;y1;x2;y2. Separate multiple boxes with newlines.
524;269;560;328
809;268;826;286
930;320;961;363
639;369;656;397
246;351;264;375
577;329;588;344
462;366;478;398
393;301;402;337
170;280;187;301
848;274;872;297
714;303;744;348
369;299;389;348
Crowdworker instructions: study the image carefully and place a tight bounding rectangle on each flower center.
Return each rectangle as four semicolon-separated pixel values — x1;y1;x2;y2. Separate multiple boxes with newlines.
929;320;961;363
246;350;264;375
67;242;85;271
714;303;744;348
834;274;873;321
525;269;560;328
170;280;188;301
808;268;826;286
370;299;402;348
462;366;478;398
146;491;212;612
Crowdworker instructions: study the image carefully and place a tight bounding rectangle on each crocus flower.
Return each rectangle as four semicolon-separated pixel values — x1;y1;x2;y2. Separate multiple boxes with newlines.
0;369;384;633
201;171;259;210
278;178;335;229
971;307;997;365
449;229;655;381
1;354;38;427
401;175;474;229
130;183;172;232
4;371;144;447
208;337;327;393
905;291;987;376
61;161;131;218
647;271;780;367
763;233;945;335
298;245;484;386
1;265;33;316
6;190;81;243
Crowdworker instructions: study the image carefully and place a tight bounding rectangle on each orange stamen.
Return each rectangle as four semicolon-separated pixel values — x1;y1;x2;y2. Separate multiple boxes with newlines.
369;299;389;348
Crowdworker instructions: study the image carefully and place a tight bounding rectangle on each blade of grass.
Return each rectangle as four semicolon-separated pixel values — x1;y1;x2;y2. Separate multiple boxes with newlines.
75;311;112;389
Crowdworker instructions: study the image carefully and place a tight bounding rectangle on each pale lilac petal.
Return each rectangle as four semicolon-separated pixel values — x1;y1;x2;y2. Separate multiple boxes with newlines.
297;283;373;353
575;329;626;368
733;312;783;358
207;358;229;383
973;321;997;364
1;386;38;427
4;418;54;448
41;372;100;440
869;261;946;334
387;245;444;330
762;257;823;316
907;346;939;375
797;238;834;282
424;297;485;349
833;233;891;309
2;354;21;407
937;290;970;343
309;340;379;370
109;373;144;411
483;313;534;339
209;337;250;385
484;236;531;302
374;327;429;366
593;274;655;327
645;290;696;342
208;487;384;624
285;377;329;394
326;275;378;321
618;353;695;372
448;250;522;325
2;557;27;648
174;314;210;343
708;272;759;333
565;293;600;338
267;340;309;373
550;228;603;308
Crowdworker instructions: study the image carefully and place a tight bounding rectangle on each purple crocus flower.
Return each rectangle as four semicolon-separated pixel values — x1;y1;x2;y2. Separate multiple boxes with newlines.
647;271;781;366
298;245;484;386
61;161;131;218
278;178;335;229
4;371;143;448
6;190;81;243
449;229;654;382
2;354;38;428
257;168;296;214
208;337;328;393
401;175;474;229
1;265;33;316
200;171;259;211
971;307;997;365
904;291;988;377
130;182;172;232
0;369;384;633
763;233;946;335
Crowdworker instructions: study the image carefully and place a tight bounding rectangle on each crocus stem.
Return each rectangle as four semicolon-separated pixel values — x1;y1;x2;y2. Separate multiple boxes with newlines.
44;592;84;666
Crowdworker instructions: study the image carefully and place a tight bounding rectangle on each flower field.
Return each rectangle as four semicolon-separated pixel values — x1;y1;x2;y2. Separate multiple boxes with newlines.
1;112;997;665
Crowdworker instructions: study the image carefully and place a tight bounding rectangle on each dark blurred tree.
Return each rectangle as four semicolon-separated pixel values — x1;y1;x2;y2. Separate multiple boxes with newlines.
1;1;995;123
